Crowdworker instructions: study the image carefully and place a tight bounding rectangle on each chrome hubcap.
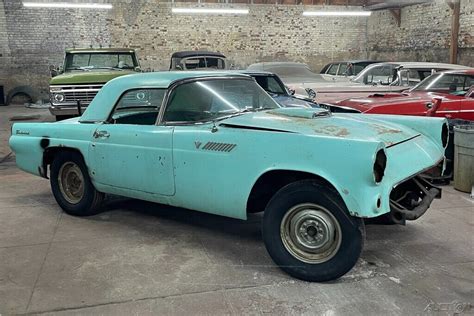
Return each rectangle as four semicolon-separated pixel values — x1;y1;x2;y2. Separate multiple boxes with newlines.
280;203;341;264
58;162;84;204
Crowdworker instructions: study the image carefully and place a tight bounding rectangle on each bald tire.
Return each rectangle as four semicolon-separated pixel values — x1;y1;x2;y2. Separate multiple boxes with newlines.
262;180;365;282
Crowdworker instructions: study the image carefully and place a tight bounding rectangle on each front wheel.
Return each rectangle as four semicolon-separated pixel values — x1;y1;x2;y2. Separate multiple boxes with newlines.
50;151;104;216
262;180;365;282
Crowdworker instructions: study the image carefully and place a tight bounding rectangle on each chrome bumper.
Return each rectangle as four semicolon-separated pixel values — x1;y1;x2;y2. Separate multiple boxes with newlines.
49;105;82;116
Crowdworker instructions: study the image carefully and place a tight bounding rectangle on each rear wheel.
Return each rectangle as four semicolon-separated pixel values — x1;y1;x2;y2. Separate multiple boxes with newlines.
262;180;364;282
50;151;104;216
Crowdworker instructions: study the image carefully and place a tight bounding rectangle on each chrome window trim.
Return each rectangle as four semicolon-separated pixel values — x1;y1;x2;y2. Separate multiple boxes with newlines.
155;76;254;126
105;87;167;124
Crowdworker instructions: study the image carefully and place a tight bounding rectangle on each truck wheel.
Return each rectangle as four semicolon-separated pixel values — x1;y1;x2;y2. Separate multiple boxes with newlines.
262;179;364;282
50;151;104;216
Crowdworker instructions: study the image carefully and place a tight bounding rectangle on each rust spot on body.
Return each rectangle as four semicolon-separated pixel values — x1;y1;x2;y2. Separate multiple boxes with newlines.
314;125;350;137
371;124;402;135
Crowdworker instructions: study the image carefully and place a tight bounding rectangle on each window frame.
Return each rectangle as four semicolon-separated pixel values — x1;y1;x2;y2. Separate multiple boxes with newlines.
106;88;167;125
157;76;261;126
326;63;340;76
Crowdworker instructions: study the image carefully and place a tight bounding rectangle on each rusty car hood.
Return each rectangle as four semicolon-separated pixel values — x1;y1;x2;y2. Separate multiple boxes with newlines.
220;107;419;146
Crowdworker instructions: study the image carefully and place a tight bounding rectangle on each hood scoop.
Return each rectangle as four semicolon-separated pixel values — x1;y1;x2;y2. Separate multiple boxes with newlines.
267;108;331;119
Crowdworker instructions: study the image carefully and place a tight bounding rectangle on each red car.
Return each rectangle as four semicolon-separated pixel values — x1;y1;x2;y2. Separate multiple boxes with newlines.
325;69;474;121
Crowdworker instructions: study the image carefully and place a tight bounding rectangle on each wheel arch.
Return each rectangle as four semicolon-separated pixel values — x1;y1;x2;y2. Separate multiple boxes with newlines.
246;169;344;215
6;85;39;105
42;146;86;178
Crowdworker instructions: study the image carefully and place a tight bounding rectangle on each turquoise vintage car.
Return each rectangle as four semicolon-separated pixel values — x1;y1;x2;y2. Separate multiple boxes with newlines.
9;71;447;282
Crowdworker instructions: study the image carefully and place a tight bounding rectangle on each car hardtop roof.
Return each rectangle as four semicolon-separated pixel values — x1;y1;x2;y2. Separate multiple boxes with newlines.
79;71;251;123
325;60;381;65
65;48;136;54
249;62;310;68
438;68;474;75
366;61;471;70
235;70;277;76
106;71;251;89
171;51;226;58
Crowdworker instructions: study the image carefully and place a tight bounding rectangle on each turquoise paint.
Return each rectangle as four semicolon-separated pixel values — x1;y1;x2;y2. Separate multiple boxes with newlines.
9;73;446;220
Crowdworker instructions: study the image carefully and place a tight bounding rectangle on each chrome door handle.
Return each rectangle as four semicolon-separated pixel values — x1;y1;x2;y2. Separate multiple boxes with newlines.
93;130;110;139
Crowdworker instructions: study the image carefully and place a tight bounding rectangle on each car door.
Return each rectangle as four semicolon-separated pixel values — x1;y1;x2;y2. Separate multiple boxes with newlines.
459;87;474;120
88;89;175;196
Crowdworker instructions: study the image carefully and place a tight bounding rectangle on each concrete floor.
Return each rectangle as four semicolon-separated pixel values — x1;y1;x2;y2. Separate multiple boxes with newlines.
0;105;473;315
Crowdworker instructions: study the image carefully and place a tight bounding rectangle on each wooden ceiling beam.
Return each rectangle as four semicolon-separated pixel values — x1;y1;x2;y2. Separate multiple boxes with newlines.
389;8;401;27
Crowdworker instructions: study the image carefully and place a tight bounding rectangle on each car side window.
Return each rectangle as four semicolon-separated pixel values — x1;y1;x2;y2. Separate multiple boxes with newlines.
327;64;339;75
338;64;348;76
110;89;165;125
365;65;395;85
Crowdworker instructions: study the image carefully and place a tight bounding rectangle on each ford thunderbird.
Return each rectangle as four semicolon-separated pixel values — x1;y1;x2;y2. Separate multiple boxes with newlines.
9;72;447;282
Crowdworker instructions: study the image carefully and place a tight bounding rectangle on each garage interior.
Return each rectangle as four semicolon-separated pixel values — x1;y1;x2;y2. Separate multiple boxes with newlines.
1;0;473;315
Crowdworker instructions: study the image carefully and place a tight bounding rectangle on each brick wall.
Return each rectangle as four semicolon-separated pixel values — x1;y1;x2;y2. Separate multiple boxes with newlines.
1;0;473;102
367;0;474;66
0;0;369;101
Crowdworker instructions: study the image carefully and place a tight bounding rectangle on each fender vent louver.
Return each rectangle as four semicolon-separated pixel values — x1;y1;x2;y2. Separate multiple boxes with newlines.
202;142;237;152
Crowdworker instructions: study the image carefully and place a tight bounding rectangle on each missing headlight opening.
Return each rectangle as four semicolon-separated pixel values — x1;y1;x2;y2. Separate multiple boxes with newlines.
373;149;387;183
441;123;448;148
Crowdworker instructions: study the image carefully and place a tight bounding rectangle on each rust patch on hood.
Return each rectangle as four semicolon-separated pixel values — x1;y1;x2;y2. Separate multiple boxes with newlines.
371;124;402;135
314;125;350;137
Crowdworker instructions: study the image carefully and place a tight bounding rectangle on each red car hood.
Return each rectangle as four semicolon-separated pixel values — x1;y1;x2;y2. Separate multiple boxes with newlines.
332;91;452;112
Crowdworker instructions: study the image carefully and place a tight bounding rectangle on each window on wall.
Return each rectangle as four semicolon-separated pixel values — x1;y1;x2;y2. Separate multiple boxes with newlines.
110;89;166;125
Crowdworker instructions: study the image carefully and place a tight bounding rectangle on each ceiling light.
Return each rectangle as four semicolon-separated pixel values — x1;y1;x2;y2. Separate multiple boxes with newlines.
23;2;113;9
172;8;249;14
303;11;371;16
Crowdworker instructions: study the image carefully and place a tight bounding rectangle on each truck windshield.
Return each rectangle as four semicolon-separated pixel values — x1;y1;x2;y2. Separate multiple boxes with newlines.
65;53;137;71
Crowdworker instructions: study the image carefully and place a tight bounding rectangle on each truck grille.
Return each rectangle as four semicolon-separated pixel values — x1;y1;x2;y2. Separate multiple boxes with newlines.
50;84;104;106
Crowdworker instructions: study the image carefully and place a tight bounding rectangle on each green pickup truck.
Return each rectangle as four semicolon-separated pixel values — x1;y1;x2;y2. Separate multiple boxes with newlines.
49;48;141;120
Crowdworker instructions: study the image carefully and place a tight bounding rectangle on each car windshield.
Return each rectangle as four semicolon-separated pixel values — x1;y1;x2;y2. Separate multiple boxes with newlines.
252;75;287;95
351;64;398;85
163;78;280;123
64;52;137;71
411;73;474;94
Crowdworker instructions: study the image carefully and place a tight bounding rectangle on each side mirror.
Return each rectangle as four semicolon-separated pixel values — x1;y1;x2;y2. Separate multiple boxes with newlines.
134;66;141;72
305;88;317;99
175;64;183;71
49;65;59;77
427;97;443;116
